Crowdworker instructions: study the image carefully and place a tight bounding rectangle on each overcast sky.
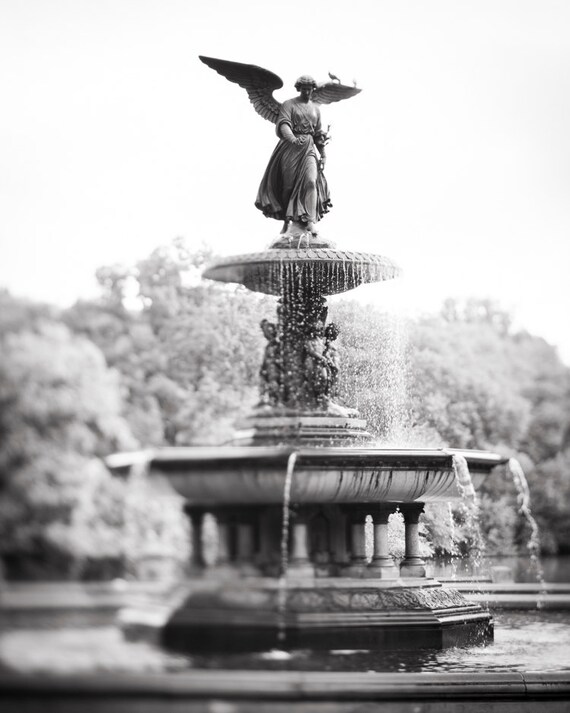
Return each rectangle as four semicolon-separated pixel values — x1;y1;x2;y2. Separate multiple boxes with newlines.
1;0;569;361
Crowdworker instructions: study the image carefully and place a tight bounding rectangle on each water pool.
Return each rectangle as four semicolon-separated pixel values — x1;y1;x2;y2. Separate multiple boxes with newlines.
1;611;569;676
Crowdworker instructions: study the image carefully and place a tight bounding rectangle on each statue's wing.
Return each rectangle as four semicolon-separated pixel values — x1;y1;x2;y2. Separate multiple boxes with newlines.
312;82;362;105
199;56;283;124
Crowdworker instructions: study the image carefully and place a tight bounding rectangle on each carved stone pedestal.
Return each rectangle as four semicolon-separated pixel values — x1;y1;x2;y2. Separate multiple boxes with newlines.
233;413;371;447
151;498;494;654
154;578;493;653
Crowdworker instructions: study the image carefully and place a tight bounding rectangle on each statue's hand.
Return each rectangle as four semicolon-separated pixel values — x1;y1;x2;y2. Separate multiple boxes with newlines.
295;135;309;146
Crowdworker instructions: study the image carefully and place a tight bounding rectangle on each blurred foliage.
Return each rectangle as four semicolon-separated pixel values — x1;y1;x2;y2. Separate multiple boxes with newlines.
0;291;188;579
65;239;274;446
1;239;570;579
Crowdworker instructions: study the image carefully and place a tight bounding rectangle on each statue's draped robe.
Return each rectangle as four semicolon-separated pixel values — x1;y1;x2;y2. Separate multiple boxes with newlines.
255;99;332;224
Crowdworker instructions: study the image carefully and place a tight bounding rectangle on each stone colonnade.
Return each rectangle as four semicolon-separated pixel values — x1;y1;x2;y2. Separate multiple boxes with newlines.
186;503;427;579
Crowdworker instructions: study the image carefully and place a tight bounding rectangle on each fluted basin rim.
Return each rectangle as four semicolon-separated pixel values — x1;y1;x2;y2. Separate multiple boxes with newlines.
106;446;508;470
202;249;402;296
106;447;507;505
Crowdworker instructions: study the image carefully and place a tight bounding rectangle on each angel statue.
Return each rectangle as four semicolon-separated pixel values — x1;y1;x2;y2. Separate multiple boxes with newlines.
199;56;361;242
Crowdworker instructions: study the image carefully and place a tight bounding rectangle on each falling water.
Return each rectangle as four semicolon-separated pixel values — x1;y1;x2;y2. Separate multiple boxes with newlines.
359;307;409;445
506;457;545;601
449;453;485;577
277;451;298;643
381;312;409;442
447;502;459;581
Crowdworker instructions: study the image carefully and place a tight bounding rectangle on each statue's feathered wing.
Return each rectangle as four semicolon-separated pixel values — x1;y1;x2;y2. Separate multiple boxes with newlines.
200;56;362;123
199;56;283;124
312;83;362;104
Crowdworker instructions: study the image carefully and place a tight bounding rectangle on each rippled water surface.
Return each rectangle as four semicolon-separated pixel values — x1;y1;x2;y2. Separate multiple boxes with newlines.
1;611;569;675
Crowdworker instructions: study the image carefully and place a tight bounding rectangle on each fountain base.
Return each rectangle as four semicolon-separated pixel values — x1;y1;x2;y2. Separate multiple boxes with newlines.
109;447;505;656
232;412;371;445
123;578;493;653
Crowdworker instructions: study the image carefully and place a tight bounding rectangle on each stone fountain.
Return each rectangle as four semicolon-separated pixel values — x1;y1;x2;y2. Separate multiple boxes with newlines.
131;241;504;654
110;56;508;654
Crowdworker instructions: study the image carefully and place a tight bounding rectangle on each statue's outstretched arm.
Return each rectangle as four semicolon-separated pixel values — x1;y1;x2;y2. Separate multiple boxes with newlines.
199;56;283;124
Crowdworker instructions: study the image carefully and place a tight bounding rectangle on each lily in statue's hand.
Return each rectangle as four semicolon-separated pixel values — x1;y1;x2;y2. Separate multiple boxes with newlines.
315;129;330;147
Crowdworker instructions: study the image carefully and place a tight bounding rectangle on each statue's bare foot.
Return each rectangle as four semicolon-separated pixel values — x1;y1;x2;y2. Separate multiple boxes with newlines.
305;221;318;236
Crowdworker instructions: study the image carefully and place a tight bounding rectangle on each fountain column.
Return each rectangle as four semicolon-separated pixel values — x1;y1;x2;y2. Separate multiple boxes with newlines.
288;510;315;577
399;503;427;578
212;510;232;572
311;512;332;574
342;508;368;577
365;503;398;579
186;508;205;572
328;506;349;574
235;509;258;576
217;525;231;564
258;507;281;576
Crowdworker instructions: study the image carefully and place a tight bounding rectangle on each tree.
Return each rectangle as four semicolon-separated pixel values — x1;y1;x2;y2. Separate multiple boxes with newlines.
0;315;136;576
410;300;570;554
408;313;532;449
68;240;276;446
0;295;193;578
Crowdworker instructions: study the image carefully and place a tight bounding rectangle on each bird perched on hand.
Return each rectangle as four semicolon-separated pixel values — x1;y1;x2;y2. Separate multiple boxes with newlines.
328;72;341;84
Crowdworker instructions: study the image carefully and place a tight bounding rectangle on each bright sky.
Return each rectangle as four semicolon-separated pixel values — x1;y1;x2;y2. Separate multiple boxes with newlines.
1;0;569;362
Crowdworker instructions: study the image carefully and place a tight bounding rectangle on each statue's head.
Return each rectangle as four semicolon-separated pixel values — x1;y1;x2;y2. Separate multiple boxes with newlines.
295;75;317;99
325;323;340;341
310;319;325;338
260;319;276;339
294;75;317;90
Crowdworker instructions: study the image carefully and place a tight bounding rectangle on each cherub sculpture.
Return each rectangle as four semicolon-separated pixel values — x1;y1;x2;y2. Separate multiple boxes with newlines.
324;322;340;398
303;320;330;407
258;319;281;406
199;56;361;240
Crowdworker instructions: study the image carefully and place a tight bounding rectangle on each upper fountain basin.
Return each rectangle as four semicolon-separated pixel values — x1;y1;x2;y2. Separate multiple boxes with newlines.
106;447;506;506
202;249;401;296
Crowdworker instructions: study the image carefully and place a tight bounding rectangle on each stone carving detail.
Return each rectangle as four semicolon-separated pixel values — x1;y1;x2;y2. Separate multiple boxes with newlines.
414;587;467;609
256;300;357;415
287;590;326;612
285;587;471;613
258;320;281;406
303;319;330;407
324;323;340;398
329;590;352;610
202;249;402;297
349;592;380;610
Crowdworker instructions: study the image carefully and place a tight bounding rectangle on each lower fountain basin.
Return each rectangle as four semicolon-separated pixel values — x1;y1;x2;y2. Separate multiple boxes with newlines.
107;447;506;506
106;447;506;656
